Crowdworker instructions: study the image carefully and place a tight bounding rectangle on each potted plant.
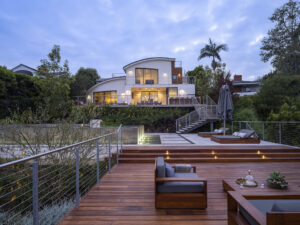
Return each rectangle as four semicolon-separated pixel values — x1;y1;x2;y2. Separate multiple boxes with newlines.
266;171;288;189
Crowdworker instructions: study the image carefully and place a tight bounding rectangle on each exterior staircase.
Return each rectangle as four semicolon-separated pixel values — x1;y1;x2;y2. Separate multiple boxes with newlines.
176;96;220;134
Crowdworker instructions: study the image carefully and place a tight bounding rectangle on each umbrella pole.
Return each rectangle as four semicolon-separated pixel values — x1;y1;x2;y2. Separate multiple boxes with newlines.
224;93;226;135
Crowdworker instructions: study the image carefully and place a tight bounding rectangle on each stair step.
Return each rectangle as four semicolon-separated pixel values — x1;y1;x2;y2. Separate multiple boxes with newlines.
119;157;300;163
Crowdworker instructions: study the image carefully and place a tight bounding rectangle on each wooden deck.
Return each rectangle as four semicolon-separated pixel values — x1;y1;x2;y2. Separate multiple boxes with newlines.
60;161;300;225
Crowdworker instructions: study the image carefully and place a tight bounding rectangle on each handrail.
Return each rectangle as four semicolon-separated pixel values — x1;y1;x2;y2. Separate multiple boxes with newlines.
0;124;122;169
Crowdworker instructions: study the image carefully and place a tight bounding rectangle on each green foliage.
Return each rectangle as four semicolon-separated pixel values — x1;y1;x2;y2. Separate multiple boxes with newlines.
254;75;300;120
267;171;288;188
69;105;190;132
233;108;259;121
0;67;42;118
198;38;228;70
260;0;300;74
36;45;73;119
267;103;300;121
71;67;100;97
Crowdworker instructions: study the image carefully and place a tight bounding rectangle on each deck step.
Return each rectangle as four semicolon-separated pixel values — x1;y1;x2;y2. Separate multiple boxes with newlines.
119;157;300;163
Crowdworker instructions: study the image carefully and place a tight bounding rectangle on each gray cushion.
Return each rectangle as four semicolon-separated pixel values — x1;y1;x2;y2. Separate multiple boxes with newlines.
174;172;198;178
239;129;255;138
157;181;204;193
156;157;165;178
174;164;192;173
165;163;175;177
157;172;204;193
271;201;300;212
213;135;241;139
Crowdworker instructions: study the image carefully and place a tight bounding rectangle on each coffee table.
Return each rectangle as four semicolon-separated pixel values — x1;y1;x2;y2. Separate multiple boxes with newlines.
223;179;300;198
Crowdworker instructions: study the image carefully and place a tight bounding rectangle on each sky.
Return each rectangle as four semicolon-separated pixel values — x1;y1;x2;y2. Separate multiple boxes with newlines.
0;0;287;80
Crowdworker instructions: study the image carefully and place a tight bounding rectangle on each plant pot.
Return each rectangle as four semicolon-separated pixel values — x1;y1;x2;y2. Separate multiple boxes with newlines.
267;182;288;189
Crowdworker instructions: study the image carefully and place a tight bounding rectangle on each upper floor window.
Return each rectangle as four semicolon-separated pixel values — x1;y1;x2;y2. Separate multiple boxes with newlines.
135;68;158;84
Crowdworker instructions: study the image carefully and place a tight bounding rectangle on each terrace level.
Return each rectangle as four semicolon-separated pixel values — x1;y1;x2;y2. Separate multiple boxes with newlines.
60;145;300;225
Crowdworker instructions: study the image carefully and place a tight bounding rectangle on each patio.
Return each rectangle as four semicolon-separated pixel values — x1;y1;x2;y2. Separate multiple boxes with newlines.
59;161;300;225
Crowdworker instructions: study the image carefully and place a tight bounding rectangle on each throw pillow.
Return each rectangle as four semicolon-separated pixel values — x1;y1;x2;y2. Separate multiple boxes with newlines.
165;163;175;177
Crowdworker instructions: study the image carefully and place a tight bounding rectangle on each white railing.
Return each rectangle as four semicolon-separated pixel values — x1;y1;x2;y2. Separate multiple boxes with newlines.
182;76;195;84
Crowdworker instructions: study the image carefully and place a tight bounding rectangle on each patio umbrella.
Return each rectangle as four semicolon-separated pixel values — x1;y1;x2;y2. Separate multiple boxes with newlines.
217;85;234;135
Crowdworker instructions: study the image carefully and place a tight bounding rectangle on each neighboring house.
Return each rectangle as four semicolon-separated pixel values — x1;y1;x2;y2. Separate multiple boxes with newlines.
232;75;261;96
86;57;195;106
11;64;37;76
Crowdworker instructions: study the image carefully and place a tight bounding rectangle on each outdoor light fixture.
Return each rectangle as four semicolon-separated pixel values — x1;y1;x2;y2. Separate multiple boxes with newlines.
166;151;169;155
163;73;168;77
211;151;215;155
128;70;133;75
125;90;131;95
214;156;218;159
262;155;266;159
257;150;261;154
179;90;185;95
166;156;170;160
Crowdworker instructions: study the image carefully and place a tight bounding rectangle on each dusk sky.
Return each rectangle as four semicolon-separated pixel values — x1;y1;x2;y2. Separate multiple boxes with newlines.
0;0;287;80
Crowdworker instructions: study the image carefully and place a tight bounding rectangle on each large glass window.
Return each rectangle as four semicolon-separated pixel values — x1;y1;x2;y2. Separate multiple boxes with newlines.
135;68;158;84
168;87;178;97
93;91;117;105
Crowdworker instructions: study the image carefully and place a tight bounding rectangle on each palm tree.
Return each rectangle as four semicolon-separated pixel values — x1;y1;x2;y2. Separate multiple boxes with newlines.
198;38;228;70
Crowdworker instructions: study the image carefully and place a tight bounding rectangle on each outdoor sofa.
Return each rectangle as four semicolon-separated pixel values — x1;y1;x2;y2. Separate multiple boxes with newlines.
227;191;300;225
154;157;207;209
198;127;230;137
211;129;260;144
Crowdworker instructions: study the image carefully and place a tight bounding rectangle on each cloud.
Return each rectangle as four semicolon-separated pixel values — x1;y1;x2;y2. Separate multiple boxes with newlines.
209;24;218;31
173;46;186;53
249;34;264;46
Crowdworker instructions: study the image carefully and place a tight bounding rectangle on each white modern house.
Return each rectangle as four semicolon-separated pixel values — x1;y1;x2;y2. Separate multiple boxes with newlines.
11;64;37;76
86;57;195;106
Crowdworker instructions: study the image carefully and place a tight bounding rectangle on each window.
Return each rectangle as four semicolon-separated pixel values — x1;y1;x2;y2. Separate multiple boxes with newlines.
93;91;117;105
135;68;158;84
172;74;178;83
168;87;178;97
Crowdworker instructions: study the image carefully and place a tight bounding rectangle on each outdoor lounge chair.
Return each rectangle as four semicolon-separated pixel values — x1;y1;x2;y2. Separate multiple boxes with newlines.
211;129;260;144
154;157;207;209
227;191;300;225
198;128;230;137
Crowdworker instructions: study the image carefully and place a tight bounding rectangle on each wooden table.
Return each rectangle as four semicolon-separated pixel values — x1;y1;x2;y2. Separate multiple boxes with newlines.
223;179;300;198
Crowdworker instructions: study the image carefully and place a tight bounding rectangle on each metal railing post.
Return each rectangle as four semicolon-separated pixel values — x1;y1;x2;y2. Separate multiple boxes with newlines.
231;121;233;133
239;122;241;130
120;125;123;153
262;122;265;140
185;116;188;128
279;122;282;144
176;120;178;131
108;135;111;172
32;160;39;225
116;131;119;165
96;140;100;185
75;147;80;208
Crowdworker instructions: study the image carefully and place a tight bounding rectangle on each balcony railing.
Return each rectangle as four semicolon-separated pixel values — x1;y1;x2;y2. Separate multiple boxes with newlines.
0;125;123;225
182;76;195;84
232;121;300;147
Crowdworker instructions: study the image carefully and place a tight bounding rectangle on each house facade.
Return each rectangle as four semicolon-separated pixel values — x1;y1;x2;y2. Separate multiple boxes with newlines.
232;75;261;96
86;57;195;106
11;64;37;76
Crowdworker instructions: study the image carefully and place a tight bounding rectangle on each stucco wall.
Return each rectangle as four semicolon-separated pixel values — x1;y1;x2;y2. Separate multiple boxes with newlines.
125;60;172;85
86;78;126;103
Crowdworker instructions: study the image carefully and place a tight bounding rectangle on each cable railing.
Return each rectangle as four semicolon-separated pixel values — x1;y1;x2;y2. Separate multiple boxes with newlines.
0;125;123;225
232;121;300;147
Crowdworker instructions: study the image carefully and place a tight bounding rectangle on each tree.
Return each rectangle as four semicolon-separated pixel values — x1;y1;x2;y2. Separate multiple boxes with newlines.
198;38;228;70
186;65;214;96
0;66;42;118
260;0;300;74
36;45;73;119
71;67;100;97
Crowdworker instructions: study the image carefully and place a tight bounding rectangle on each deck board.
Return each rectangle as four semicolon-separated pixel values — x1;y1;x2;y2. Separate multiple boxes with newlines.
60;162;300;225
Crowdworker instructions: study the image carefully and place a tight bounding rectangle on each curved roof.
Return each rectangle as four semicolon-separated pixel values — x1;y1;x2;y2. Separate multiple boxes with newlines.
86;76;126;95
123;57;175;71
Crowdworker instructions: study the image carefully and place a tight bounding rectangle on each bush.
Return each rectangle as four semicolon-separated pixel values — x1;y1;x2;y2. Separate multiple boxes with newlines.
233;108;259;121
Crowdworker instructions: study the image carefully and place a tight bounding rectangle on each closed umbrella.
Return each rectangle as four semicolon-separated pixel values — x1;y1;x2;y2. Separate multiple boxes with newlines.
217;85;234;135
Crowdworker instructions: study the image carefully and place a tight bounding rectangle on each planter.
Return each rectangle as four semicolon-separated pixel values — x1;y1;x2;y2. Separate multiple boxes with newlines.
267;182;288;189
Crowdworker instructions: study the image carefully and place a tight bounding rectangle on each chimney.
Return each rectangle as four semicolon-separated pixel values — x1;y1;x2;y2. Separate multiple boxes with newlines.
234;75;242;81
